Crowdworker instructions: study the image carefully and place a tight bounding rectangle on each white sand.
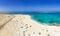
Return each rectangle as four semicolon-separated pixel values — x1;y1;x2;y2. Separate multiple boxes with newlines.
0;14;60;36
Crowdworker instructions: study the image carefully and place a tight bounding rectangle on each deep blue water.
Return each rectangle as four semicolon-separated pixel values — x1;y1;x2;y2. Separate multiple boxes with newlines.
9;12;60;26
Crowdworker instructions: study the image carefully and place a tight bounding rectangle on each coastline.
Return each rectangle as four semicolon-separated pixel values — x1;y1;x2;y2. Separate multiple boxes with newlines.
0;14;60;36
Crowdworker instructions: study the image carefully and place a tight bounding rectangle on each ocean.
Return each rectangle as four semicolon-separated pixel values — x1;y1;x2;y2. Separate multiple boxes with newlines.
9;12;60;26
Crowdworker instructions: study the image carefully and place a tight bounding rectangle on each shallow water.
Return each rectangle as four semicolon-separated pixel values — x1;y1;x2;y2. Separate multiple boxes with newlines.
31;13;60;26
9;12;60;26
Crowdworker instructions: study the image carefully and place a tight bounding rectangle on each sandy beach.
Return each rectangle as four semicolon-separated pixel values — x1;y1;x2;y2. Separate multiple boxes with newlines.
0;14;60;36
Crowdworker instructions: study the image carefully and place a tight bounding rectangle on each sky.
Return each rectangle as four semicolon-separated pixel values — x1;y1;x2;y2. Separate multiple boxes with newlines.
0;0;60;12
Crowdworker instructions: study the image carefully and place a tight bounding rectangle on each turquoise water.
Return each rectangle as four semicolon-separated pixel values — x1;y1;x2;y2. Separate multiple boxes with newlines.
9;12;60;26
31;13;60;26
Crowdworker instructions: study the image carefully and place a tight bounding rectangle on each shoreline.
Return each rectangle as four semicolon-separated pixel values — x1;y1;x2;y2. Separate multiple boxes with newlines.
0;14;60;36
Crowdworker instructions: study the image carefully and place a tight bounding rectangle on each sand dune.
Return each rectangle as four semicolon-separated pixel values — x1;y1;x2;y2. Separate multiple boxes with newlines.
0;14;60;36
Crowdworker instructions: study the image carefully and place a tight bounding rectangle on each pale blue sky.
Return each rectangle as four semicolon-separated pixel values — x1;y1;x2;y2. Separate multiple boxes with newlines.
0;0;60;12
